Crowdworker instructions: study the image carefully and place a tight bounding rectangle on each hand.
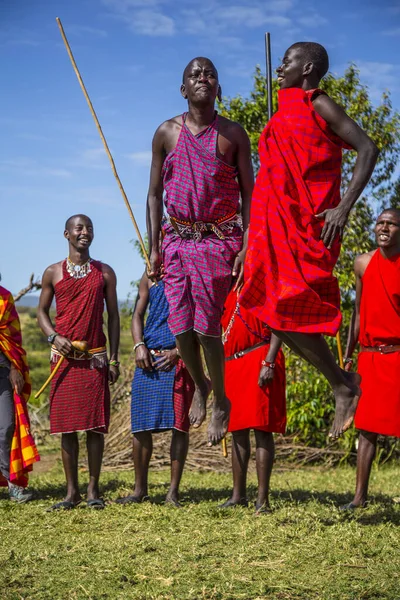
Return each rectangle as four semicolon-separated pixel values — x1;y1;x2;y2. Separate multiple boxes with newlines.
9;366;24;396
53;335;73;357
147;249;163;281
108;364;120;384
315;206;350;249
135;345;152;370
258;365;275;388
232;248;246;291
344;361;353;372
154;349;179;372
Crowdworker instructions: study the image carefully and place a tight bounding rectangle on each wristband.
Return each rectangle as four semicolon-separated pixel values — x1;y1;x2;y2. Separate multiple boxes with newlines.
109;360;120;368
133;342;146;352
261;360;275;368
343;357;353;365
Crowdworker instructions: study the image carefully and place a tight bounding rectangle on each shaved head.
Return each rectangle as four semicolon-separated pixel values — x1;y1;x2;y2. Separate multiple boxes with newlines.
65;214;93;231
288;41;329;79
378;207;400;221
182;57;218;83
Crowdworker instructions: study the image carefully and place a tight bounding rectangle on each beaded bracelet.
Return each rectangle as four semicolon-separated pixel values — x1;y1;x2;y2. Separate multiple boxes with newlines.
261;360;275;368
109;359;120;368
133;342;146;352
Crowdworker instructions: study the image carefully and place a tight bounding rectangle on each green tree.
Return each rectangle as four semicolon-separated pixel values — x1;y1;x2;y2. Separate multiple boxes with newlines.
219;65;400;446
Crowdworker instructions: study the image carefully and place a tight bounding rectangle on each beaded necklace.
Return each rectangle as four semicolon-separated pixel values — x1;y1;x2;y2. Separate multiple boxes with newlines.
66;257;92;280
222;297;271;345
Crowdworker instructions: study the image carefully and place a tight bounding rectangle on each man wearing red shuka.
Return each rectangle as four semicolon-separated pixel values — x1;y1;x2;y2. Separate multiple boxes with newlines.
240;42;379;439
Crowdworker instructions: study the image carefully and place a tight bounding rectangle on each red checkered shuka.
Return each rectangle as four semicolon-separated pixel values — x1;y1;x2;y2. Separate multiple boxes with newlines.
49;260;110;434
161;113;242;336
240;88;353;335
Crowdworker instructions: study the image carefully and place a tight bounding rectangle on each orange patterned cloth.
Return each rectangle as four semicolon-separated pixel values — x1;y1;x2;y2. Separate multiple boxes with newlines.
0;287;40;486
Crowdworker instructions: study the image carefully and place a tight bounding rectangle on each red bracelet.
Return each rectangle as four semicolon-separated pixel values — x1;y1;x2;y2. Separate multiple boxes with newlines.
261;360;275;368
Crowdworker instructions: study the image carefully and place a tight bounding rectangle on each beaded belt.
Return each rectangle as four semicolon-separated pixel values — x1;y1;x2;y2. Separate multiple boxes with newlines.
167;210;242;241
225;341;268;361
51;345;108;368
361;344;400;354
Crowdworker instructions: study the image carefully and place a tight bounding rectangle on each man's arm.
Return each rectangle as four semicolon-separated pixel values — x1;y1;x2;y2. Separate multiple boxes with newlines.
37;265;72;356
146;124;167;278
258;333;282;387
131;273;152;371
232;125;254;288
103;264;120;384
313;95;379;249
344;253;369;365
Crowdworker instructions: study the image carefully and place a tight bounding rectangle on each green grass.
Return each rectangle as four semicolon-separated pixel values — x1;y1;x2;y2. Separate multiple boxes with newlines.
1;460;400;599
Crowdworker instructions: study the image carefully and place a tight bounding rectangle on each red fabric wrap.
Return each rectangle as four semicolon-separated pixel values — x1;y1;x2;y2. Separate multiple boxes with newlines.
222;290;286;433
49;260;110;434
172;358;195;432
241;88;352;335
355;250;400;437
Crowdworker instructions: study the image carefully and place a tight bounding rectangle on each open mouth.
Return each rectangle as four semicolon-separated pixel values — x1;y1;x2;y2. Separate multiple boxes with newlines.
378;233;390;242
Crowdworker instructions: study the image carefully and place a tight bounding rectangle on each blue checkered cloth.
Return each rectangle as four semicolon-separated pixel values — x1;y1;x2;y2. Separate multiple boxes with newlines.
131;282;176;433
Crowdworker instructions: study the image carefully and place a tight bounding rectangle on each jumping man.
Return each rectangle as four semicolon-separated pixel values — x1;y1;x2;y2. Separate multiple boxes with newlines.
147;57;254;445
240;42;379;438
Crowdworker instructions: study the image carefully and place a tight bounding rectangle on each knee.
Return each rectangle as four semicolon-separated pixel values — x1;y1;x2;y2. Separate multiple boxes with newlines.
232;429;250;443
196;333;222;351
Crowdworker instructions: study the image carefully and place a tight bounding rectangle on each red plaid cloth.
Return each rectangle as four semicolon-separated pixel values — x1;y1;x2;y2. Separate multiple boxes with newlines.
172;358;195;432
162;113;242;336
49;260;110;434
241;88;352;335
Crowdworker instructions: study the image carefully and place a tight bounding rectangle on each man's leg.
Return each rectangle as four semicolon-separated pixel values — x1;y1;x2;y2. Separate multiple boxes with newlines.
61;432;81;504
86;430;104;501
166;430;189;507
220;429;250;507
273;330;361;438
115;431;152;504
176;330;211;428
346;430;378;508
254;430;275;512
0;371;15;482
197;333;230;446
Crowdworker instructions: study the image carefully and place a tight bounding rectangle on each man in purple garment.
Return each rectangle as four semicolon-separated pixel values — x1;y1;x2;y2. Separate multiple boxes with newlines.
147;57;254;446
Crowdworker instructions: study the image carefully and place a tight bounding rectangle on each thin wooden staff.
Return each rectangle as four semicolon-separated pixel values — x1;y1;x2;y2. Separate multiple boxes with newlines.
55;17;151;273
336;331;344;369
265;32;273;121
35;340;89;399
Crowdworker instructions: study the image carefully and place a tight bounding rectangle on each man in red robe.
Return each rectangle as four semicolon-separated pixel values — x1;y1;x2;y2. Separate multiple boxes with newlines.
341;208;400;509
220;289;285;513
38;215;120;510
240;42;379;438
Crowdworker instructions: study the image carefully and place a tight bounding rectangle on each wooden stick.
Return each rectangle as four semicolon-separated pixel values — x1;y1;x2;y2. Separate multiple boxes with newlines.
55;17;151;273
221;436;228;458
336;331;344;369
265;32;273;121
34;355;65;399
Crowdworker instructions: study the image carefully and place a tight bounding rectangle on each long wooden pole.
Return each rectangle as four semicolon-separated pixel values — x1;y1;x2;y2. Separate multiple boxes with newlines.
336;331;344;369
265;32;273;121
55;17;151;272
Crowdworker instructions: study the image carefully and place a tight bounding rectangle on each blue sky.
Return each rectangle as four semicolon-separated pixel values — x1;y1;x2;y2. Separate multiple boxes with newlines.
1;0;400;300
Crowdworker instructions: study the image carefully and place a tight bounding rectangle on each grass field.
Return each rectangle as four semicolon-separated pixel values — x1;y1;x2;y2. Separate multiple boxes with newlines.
1;456;400;600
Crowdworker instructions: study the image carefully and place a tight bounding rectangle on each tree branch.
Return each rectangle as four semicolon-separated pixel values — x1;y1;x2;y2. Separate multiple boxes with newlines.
14;274;42;302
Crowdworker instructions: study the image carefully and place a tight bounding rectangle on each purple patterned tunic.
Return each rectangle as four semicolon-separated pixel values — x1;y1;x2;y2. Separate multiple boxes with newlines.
162;113;243;337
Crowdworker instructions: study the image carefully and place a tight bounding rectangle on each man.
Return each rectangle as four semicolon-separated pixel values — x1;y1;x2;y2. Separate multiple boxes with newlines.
37;215;120;509
0;284;39;501
147;57;254;446
116;273;194;507
341;208;400;509
240;42;379;438
220;289;286;513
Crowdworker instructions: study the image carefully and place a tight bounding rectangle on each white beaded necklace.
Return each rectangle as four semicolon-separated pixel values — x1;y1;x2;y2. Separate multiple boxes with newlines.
66;257;92;279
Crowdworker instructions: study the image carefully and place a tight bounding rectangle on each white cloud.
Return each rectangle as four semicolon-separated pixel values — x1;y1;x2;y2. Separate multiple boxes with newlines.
351;60;400;102
102;0;175;36
68;25;108;38
297;14;328;28
382;27;400;36
127;151;152;167
0;158;71;178
80;147;109;168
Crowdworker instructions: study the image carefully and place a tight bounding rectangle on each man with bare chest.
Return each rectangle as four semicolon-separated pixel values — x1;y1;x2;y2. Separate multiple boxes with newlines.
147;57;254;446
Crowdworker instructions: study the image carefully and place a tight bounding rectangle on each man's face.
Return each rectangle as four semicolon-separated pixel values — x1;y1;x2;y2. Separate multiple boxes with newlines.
276;47;309;89
374;211;400;249
64;217;94;250
181;59;220;104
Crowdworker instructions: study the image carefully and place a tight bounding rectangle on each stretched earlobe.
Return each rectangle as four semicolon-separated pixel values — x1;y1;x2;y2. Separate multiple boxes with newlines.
217;85;222;102
180;84;187;100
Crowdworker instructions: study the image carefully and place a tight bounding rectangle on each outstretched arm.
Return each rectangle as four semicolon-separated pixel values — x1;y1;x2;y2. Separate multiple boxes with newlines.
103;264;120;384
146;125;166;278
313;95;379;249
233;125;254;289
37;266;72;357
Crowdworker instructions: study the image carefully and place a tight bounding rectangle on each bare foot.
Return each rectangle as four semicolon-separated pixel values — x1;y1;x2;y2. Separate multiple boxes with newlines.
165;489;182;508
218;497;248;508
329;372;361;440
255;501;272;515
207;396;231;446
115;493;150;505
189;379;211;428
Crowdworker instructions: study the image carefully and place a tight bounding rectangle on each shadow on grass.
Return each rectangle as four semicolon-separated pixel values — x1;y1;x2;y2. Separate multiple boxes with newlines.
28;478;129;501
